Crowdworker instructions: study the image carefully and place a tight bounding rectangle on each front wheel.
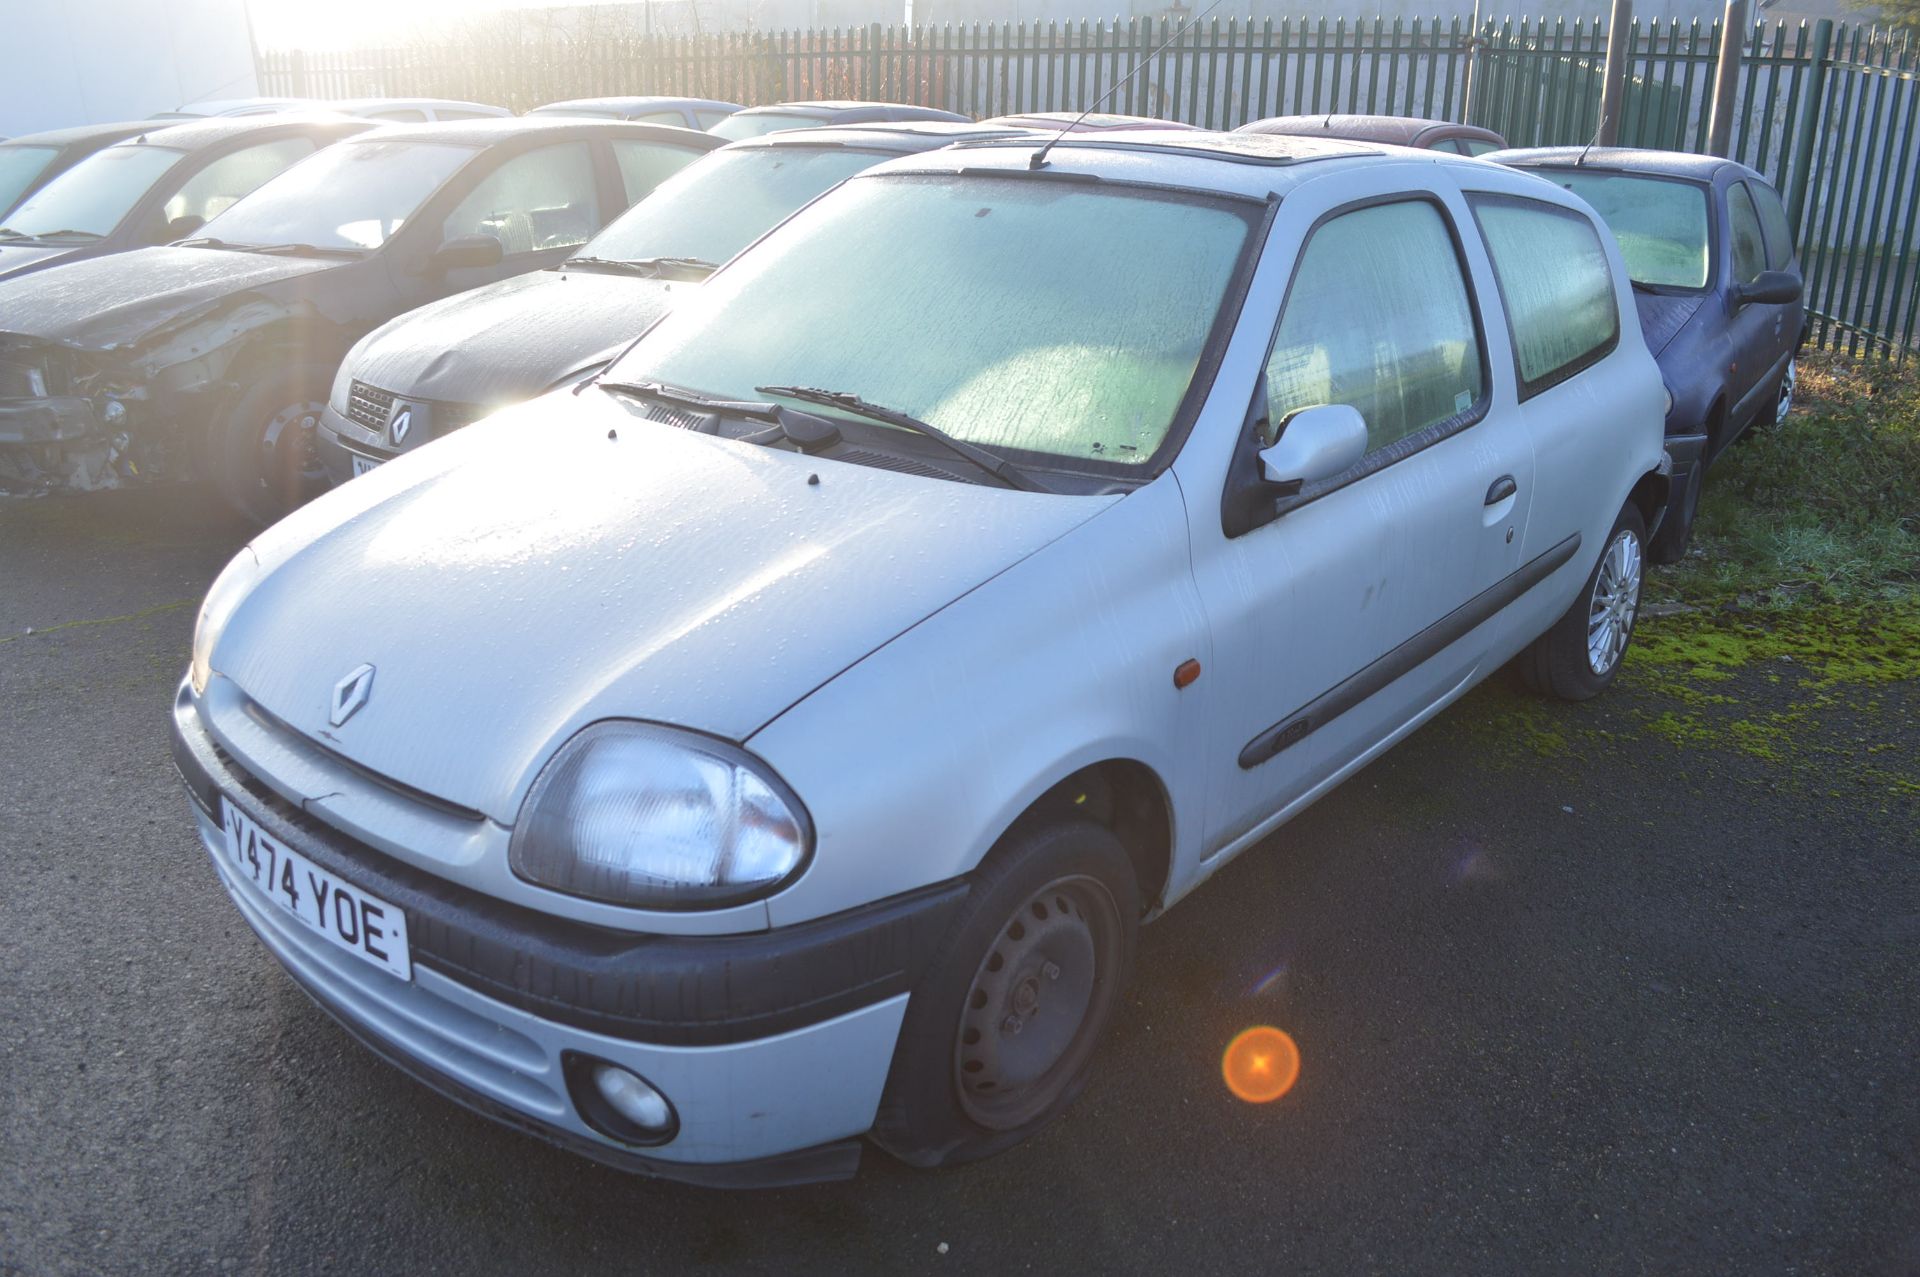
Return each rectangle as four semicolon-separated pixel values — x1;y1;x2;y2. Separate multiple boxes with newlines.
208;361;333;522
870;819;1138;1169
1520;502;1646;701
1774;356;1797;426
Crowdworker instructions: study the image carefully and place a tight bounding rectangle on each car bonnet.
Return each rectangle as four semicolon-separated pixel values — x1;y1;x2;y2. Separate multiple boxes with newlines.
213;388;1116;823
345;268;679;404
1634;289;1709;360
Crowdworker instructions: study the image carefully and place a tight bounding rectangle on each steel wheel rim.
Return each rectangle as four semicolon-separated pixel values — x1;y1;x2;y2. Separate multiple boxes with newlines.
1587;528;1643;676
954;875;1122;1131
260;399;328;488
1775;358;1796;424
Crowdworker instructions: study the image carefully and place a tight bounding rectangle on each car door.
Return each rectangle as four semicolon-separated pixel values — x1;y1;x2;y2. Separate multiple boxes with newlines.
1722;178;1777;435
1186;172;1533;858
1463;188;1633;646
1742;178;1803;405
432;140;609;295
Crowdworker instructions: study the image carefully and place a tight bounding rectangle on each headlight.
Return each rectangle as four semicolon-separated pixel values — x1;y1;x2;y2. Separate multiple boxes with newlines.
510;721;811;909
0;358;48;399
190;549;261;695
1662;384;1674;417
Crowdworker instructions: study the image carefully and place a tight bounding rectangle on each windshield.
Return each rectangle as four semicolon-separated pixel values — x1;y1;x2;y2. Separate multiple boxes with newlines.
0;144;182;238
198;140;474;250
1545;169;1712;289
709;112;832;141
0;146;60;215
608;173;1255;473
583;146;884;266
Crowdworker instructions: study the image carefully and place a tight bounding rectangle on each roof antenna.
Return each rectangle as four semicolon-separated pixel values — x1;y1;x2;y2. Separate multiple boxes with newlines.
1029;0;1229;170
1576;111;1608;167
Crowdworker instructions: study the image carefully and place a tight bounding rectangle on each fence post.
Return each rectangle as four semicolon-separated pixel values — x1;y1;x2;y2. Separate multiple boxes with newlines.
1783;17;1834;236
867;22;883;100
1598;0;1632;143
288;49;309;97
1705;0;1746;155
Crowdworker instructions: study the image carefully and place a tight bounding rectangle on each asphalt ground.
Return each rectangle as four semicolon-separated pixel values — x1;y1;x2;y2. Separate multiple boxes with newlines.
2;484;1916;1275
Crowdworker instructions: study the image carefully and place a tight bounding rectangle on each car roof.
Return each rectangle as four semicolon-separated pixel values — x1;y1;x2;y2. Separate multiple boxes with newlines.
158;97;319;117
1487;145;1759;184
337;116;723;148
886;129;1405;196
730;100;918;116
531;96;743;115
333;98;512;115
1238;114;1504;147
111;114;375;152
2;121;153;149
728;121;1038;153
983;111;1205;132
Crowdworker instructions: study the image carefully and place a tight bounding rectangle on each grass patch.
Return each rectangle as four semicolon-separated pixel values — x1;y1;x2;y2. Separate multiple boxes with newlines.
1652;354;1920;610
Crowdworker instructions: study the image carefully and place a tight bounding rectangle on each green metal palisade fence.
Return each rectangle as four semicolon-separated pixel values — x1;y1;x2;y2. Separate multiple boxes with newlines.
260;16;1920;359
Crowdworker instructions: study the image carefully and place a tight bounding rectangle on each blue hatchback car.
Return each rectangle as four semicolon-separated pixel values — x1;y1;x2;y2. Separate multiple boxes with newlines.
1489;147;1805;561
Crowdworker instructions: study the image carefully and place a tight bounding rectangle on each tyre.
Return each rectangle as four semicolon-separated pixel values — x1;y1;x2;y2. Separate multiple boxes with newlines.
870;818;1139;1169
208;360;333;522
1647;461;1700;565
1520;501;1647;701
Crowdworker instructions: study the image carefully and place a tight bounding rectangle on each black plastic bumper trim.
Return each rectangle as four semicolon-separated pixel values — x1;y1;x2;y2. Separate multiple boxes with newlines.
172;682;968;1047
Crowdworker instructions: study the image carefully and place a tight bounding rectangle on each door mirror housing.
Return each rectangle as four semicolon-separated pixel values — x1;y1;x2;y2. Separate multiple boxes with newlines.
1733;269;1802;307
1259;404;1370;490
427;233;504;272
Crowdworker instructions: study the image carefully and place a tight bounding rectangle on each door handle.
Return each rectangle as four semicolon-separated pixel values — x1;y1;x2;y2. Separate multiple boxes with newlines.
1484;475;1517;505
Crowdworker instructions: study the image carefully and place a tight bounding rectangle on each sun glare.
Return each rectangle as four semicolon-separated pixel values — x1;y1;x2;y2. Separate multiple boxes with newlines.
1222;1026;1301;1104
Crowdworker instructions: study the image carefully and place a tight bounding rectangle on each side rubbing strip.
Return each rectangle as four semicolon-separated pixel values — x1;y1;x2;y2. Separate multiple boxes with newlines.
1238;532;1582;770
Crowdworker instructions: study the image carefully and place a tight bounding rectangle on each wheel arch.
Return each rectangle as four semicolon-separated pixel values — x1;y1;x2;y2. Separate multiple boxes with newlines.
996;757;1175;917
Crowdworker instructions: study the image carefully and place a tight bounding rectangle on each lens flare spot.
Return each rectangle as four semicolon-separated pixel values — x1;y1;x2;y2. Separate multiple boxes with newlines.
1222;1026;1300;1103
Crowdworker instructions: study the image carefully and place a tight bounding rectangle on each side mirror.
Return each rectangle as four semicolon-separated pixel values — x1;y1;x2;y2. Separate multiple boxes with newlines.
427;233;504;272
1734;269;1802;307
1258;404;1369;491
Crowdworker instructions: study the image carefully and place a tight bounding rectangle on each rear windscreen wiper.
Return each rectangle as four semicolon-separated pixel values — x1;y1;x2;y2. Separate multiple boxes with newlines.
755;384;1049;493
557;256;669;277
624;255;718;277
10;228;101;242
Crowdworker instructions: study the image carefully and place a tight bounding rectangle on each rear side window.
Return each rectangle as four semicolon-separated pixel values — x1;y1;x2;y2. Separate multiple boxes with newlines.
1265;199;1484;459
610;140;702;205
1460;139;1500;156
1727;182;1767;284
441;142;599;254
695;110;736;129
1470;194;1619;398
633;111;688;126
1746;180;1796;270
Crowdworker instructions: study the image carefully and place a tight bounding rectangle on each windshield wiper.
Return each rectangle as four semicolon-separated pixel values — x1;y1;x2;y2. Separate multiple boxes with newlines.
244;242;360;258
7;228;100;243
755;385;1048;493
598;379;785;422
557;255;667;277
0;227;31;241
625;255;718;278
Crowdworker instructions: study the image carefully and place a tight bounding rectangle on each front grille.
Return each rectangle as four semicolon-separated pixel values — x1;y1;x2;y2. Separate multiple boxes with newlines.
346;380;395;432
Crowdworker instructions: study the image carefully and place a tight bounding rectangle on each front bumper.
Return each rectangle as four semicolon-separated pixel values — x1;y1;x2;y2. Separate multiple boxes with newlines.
316;403;388;487
171;681;966;1185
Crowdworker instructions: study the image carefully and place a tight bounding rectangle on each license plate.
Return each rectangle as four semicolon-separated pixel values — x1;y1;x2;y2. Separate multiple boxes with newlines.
218;796;411;981
350;455;378;477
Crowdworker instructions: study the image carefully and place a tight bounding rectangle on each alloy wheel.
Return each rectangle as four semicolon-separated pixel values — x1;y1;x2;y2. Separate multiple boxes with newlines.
1775;357;1797;425
1586;528;1643;676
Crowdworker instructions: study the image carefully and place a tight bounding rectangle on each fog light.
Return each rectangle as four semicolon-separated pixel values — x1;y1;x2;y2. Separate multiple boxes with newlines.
563;1053;679;1146
594;1065;671;1131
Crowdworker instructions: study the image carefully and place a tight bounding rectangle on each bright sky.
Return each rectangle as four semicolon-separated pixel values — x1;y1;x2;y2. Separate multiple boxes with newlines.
246;0;589;51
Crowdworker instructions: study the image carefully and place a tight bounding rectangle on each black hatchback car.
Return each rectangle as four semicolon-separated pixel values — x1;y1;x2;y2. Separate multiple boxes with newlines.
317;121;1032;482
0;115;371;283
0;118;720;516
1489;147;1805;560
0;121;153;217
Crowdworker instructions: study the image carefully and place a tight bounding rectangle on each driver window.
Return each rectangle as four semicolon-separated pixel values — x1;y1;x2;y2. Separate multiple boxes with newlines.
440;142;598;255
1728;182;1767;285
1264;200;1483;459
161;137;315;230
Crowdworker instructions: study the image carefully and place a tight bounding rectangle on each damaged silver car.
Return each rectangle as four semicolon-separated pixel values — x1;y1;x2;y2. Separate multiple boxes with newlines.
0;117;718;516
318;121;1031;481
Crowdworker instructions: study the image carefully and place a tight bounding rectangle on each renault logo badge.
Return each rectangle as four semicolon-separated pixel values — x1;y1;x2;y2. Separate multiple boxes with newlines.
389;406;413;447
330;663;375;727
